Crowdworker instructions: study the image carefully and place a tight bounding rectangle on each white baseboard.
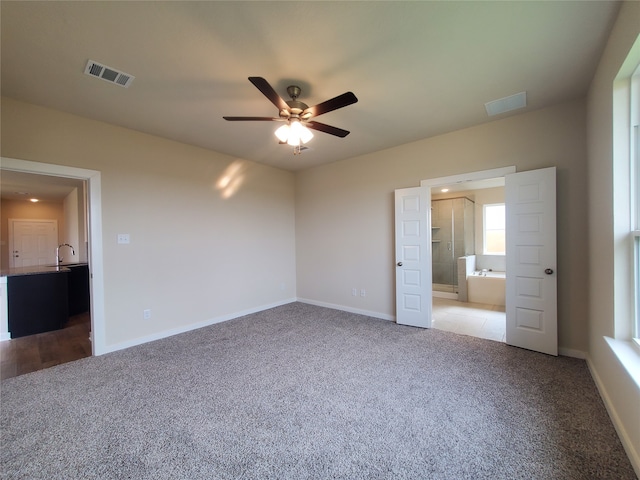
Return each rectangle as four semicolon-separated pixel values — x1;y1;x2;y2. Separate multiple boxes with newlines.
558;347;587;359
101;298;297;355
296;297;395;322
586;356;640;478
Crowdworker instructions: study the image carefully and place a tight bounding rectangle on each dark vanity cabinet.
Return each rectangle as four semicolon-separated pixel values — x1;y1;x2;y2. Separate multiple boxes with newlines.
67;264;90;316
7;272;69;338
6;263;90;339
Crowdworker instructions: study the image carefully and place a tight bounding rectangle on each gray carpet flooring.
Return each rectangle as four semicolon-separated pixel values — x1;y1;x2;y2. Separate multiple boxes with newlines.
1;302;636;479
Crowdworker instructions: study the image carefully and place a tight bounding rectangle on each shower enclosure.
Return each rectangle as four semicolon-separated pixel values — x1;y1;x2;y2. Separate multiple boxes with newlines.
431;197;475;294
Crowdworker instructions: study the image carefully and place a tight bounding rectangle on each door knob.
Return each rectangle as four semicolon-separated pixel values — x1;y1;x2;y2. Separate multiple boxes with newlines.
544;268;554;275
397;262;403;267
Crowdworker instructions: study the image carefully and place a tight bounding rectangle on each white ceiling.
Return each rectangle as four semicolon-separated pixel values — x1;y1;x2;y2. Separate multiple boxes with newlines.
1;1;620;173
0;170;83;202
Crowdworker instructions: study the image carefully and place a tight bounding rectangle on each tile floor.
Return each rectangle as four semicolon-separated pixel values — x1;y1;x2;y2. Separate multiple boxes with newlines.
431;296;506;342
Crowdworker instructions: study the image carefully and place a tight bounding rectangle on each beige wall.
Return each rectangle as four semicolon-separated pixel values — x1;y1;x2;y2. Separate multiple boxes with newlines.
586;0;640;472
1;97;297;348
295;99;588;352
0;199;65;267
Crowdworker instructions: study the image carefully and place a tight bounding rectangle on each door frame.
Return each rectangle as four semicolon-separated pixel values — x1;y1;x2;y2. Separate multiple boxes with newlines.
1;157;106;356
419;167;516;320
420;167;516;190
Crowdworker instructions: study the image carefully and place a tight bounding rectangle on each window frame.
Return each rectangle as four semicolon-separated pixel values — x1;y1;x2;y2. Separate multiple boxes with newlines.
631;65;639;347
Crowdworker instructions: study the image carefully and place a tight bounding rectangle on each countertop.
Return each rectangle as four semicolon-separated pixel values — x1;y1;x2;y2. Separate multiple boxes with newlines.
0;263;88;278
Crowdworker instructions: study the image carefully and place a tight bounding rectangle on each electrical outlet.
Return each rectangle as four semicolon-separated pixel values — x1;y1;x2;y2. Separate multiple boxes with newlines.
352;288;357;296
117;233;130;244
143;309;151;320
360;289;366;297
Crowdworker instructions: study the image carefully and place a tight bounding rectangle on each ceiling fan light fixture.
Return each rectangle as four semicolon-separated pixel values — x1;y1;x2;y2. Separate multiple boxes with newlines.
275;124;290;143
275;121;313;146
292;121;313;144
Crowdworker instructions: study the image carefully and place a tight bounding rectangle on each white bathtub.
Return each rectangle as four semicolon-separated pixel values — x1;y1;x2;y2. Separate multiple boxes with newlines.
467;271;506;306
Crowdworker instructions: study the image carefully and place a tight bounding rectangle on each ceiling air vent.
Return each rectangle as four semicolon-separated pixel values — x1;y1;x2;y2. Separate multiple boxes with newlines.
484;92;526;116
84;60;135;88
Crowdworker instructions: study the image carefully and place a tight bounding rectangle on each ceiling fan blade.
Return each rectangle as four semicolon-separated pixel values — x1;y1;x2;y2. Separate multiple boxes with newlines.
248;77;290;112
303;92;358;118
306;121;351;138
223;116;284;121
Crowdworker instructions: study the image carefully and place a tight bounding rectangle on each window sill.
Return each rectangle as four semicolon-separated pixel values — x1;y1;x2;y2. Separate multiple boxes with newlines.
605;337;640;390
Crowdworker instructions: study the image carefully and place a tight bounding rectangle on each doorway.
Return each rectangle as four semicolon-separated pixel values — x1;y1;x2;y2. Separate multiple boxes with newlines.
1;157;106;361
411;166;558;356
417;167;514;342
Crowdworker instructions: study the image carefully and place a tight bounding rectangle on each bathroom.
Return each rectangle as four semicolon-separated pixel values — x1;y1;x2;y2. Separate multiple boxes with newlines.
430;181;506;342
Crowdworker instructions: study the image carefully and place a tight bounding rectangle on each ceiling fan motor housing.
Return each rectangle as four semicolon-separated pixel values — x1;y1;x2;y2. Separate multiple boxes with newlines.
286;85;301;100
282;86;308;117
283;100;309;117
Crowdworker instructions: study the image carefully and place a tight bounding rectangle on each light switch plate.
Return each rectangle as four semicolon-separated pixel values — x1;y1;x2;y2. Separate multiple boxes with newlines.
117;233;130;244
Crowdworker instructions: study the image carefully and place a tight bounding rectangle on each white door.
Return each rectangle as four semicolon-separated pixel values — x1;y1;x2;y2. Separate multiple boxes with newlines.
395;186;432;328
9;219;58;268
505;167;557;356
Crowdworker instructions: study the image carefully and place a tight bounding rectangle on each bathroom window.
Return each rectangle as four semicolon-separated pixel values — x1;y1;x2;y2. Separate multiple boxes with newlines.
483;204;505;255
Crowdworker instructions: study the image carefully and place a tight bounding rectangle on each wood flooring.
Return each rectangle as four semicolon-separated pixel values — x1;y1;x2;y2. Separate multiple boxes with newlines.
0;312;91;381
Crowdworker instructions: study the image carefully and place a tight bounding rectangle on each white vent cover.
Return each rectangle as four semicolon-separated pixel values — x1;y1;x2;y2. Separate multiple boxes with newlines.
484;91;527;116
84;60;135;88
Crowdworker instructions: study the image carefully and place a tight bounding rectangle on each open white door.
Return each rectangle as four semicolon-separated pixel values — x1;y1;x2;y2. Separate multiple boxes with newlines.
505;167;557;356
395;186;432;328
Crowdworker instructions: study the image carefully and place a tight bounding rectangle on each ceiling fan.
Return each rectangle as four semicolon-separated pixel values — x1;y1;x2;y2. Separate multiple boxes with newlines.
223;77;358;153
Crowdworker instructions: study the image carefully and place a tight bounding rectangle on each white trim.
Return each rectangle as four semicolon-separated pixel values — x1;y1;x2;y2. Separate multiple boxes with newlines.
605;336;640;390
102;298;297;354
296;297;395;322
420;166;516;188
0;157;106;355
557;347;587;359
587;350;640;477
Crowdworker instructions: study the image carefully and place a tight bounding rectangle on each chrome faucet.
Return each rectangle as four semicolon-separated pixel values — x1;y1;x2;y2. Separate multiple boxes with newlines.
56;244;75;264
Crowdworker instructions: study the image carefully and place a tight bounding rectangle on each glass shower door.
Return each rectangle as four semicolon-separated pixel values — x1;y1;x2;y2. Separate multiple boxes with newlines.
431;199;456;294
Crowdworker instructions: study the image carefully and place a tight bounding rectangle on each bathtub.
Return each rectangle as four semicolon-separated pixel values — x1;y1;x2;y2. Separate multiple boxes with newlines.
467;271;506;306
